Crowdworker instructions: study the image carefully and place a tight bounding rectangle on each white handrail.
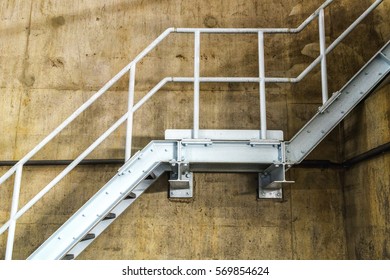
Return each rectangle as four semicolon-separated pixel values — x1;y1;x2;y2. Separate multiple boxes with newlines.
0;0;384;259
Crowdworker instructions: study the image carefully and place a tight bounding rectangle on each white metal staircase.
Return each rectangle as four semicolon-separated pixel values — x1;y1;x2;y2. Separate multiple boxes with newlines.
0;0;389;260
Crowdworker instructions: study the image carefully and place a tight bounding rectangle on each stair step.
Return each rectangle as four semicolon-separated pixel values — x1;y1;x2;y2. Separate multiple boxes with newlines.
80;233;95;242
125;192;136;199
62;254;74;260
103;213;116;220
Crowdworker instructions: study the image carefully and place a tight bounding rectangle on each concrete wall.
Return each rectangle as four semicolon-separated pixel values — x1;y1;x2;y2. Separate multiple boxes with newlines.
342;84;390;259
0;0;388;259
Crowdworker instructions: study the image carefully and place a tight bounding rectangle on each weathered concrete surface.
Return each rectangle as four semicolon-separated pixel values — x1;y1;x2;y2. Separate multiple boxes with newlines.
342;84;390;259
0;0;388;259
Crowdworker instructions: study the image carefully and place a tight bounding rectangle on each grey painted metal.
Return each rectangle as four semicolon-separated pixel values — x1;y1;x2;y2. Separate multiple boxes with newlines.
64;164;169;259
175;0;334;34
193;31;201;139
258;164;294;199
169;162;193;198
125;65;136;161
258;31;267;139
165;129;283;141
0;111;130;236
28;139;282;259
5;165;23;260
286;41;390;164
318;9;328;104
28;142;176;260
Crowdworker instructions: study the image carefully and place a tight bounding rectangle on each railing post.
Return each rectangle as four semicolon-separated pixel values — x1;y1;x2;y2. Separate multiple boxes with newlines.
5;165;23;260
193;31;200;139
319;8;329;103
125;65;136;161
258;31;267;140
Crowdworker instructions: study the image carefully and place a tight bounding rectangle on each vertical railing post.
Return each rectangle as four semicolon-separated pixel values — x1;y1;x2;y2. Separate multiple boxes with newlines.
258;31;267;140
319;8;329;104
125;65;136;161
5;165;23;260
193;31;200;139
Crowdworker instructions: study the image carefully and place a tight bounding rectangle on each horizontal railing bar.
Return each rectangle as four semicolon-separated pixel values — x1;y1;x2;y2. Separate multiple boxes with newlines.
175;0;333;34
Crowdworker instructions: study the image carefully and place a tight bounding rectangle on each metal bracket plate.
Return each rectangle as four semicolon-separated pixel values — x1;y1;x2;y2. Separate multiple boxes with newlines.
258;164;294;199
169;162;193;198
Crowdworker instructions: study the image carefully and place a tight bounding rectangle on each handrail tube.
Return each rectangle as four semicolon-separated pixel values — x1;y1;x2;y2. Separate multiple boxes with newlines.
193;31;201;138
319;8;329;103
326;0;383;54
132;78;172;112
4;165;23;259
0;28;174;186
258;31;267;139
0;112;130;235
286;0;384;84
175;0;334;34
125;65;136;161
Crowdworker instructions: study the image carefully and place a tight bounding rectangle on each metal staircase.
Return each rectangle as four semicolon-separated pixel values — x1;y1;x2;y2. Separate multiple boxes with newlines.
0;0;389;260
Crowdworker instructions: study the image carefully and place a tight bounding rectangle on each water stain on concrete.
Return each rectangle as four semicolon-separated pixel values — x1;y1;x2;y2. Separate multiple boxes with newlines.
51;16;66;28
204;15;218;28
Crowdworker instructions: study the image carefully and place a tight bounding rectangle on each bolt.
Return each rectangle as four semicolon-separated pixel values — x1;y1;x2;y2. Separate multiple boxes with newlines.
58;237;61;240
360;91;364;95
275;164;280;168
186;192;189;195
105;191;109;195
346;91;349;94
321;130;325;134
287;165;292;168
165;149;168;152
301;150;305;154
185;173;190;178
73;237;76;240
261;191;266;196
121;172;125;176
82;214;85;217
184;163;188;167
96;214;101;217
150;149;154;152
171;163;176;166
170;192;174;195
277;192;281;197
341;111;345;114
365;72;369;75
307;130;311;133
128;169;132;173
379;73;382;76
181;157;185;161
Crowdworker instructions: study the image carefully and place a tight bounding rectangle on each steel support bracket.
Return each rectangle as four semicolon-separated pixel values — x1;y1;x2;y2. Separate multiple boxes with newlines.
258;164;294;199
169;161;193;198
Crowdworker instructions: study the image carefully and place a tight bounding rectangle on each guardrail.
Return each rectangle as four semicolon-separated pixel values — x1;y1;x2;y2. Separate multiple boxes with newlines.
0;0;384;259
